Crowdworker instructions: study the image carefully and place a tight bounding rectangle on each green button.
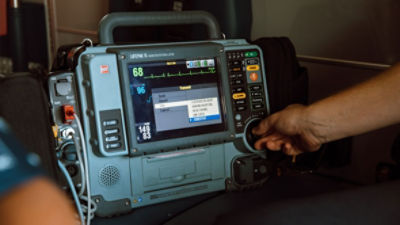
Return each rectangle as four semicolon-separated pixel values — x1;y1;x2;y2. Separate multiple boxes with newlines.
245;51;258;57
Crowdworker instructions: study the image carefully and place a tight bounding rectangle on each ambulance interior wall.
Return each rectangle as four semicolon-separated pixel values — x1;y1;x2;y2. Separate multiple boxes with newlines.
252;0;400;184
53;0;400;184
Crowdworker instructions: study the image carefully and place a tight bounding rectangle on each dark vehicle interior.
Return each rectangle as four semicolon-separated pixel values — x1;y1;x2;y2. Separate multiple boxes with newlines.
1;0;400;225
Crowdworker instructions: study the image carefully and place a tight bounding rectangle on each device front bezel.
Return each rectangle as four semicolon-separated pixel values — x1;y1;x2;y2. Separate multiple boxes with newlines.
127;59;225;143
110;42;235;156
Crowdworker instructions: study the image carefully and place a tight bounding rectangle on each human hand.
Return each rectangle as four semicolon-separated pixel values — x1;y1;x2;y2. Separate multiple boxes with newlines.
252;104;323;156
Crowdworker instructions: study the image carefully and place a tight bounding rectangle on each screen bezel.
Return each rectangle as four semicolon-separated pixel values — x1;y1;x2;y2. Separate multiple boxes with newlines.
111;42;235;155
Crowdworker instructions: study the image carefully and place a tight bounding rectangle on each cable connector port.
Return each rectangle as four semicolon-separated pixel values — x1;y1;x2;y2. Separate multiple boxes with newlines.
60;127;75;140
62;105;75;124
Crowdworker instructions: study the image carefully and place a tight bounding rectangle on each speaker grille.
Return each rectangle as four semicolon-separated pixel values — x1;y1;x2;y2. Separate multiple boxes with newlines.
99;165;120;186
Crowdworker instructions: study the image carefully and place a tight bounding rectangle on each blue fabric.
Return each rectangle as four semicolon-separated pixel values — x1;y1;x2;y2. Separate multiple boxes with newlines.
0;119;41;196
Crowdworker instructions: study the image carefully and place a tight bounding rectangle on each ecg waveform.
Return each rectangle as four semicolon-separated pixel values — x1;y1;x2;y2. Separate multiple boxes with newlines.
146;95;152;103
144;67;216;80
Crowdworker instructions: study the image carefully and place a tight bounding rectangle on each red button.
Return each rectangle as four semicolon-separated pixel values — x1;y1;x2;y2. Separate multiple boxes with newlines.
249;72;258;81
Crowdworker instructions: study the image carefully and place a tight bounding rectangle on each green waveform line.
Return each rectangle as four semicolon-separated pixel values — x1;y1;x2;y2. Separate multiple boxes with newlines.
144;67;216;79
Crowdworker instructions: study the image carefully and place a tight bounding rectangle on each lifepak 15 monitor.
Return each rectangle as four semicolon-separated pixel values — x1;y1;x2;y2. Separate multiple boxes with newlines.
48;11;271;218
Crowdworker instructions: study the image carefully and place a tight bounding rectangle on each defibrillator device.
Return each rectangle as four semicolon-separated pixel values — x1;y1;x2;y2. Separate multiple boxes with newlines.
48;11;270;217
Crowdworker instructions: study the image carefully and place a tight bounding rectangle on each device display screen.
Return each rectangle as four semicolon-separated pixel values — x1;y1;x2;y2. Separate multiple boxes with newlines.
128;58;225;143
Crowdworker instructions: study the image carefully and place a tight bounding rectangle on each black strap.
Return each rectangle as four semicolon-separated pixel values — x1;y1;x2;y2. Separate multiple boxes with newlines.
252;37;308;113
0;74;58;180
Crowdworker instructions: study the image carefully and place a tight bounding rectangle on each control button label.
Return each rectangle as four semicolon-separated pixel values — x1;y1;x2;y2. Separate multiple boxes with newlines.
253;104;264;110
105;135;120;142
232;79;243;85
104;128;119;135
236;106;246;111
103;120;118;126
252;98;263;103
232;93;246;100
251;92;262;97
106;142;121;149
250;85;262;91
247;59;259;65
235;100;246;105
233;87;244;93
235;122;244;127
232;61;241;66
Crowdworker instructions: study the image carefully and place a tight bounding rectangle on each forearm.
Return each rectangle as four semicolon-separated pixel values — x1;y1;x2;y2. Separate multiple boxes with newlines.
305;63;400;143
0;177;78;225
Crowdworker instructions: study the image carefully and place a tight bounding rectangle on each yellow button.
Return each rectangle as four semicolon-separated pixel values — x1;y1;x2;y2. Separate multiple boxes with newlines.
233;67;241;72
247;65;260;71
233;92;246;100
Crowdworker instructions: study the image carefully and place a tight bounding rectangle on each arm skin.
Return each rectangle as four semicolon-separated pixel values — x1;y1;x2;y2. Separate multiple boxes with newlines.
252;62;400;156
0;177;79;225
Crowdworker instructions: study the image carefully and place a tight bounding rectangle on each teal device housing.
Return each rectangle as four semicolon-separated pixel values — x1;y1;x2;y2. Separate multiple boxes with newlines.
48;11;270;217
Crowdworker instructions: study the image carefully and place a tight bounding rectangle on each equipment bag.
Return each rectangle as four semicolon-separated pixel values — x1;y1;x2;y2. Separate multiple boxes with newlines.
252;37;308;113
252;37;351;170
0;73;58;180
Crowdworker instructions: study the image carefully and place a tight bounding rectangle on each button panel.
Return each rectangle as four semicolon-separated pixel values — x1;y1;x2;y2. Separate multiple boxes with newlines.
226;49;268;133
100;109;126;152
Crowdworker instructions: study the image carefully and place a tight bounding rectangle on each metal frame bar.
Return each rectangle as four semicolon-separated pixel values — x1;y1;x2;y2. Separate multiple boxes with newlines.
297;55;391;71
57;26;97;37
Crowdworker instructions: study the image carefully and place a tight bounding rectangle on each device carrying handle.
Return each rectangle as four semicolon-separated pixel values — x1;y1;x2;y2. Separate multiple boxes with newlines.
98;11;221;45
